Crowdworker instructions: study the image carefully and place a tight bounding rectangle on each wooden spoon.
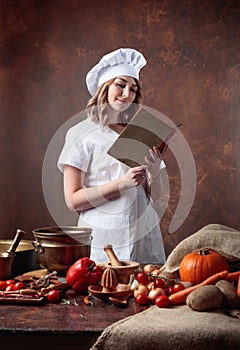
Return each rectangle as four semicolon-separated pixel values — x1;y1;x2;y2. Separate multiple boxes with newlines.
104;244;122;266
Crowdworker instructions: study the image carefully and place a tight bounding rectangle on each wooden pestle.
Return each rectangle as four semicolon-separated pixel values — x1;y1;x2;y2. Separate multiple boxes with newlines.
7;229;26;256
104;244;122;266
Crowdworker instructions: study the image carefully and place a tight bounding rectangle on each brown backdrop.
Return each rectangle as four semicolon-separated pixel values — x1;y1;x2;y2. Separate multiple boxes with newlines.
1;0;239;257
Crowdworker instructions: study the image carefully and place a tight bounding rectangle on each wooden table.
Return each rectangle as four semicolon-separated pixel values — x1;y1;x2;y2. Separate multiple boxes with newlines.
0;289;147;350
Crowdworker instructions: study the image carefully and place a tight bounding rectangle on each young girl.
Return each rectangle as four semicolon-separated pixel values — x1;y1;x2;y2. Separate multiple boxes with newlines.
58;48;166;265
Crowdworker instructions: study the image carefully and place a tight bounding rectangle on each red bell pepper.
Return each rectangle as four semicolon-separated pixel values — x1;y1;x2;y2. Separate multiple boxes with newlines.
66;257;102;293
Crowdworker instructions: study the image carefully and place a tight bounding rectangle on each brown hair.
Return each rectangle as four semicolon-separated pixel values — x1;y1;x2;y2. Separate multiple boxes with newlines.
86;78;143;126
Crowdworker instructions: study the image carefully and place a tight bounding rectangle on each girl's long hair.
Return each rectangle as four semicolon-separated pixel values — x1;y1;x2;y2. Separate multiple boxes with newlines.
86;78;143;126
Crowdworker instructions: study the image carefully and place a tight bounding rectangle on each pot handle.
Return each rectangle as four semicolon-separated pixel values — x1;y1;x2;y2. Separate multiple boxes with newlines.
32;241;45;254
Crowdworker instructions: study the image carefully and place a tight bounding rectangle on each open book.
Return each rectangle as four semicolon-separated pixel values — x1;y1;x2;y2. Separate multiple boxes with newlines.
107;107;182;167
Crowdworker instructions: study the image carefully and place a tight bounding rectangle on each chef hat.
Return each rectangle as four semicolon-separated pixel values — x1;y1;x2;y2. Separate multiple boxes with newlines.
86;48;147;96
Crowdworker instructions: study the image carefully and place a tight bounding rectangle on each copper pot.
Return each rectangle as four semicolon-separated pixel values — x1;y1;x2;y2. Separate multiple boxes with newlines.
32;226;92;275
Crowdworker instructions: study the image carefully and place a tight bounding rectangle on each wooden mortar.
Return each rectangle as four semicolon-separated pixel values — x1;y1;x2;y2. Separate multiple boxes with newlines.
101;244;140;284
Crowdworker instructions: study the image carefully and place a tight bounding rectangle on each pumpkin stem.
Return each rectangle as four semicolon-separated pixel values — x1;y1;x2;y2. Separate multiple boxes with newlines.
199;249;210;255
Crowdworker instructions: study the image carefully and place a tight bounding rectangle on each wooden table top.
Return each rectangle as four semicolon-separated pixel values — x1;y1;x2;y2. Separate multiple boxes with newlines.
0;289;147;335
0;288;149;350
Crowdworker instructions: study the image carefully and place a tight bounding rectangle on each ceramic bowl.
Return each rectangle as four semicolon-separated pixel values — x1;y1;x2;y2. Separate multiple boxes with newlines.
98;260;140;284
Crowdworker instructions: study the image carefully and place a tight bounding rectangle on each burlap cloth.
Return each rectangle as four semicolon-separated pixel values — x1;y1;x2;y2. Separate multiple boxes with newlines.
161;223;240;273
90;305;240;350
91;224;240;350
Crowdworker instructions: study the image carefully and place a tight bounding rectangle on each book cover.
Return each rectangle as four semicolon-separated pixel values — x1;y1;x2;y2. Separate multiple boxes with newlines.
107;107;181;167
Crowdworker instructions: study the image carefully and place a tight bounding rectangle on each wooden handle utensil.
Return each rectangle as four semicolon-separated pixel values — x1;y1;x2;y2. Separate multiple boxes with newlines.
7;229;26;256
104;244;122;266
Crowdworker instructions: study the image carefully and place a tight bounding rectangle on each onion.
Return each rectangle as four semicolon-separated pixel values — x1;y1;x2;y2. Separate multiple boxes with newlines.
133;284;149;298
151;269;161;277
148;288;165;301
147;281;155;291
143;264;161;274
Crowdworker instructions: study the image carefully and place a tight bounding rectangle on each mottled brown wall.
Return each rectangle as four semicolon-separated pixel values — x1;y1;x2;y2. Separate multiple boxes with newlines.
0;0;239;257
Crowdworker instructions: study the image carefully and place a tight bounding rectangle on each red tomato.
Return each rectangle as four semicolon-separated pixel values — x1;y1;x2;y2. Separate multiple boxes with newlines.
14;282;25;291
47;289;60;302
0;281;7;291
6;283;15;291
155;295;170;308
164;288;170;296
154;278;166;289
5;279;14;285
135;293;149;305
166;283;185;296
173;283;185;293
168;286;175;295
136;272;149;285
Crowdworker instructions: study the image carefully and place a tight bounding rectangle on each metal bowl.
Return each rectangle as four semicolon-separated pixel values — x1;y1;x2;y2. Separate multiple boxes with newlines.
32;226;92;275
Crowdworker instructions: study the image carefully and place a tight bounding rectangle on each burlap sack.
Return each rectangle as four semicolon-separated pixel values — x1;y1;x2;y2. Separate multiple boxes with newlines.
161;223;240;273
91;305;240;350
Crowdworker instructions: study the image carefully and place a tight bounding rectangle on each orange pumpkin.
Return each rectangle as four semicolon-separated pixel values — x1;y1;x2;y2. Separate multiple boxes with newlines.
179;249;229;285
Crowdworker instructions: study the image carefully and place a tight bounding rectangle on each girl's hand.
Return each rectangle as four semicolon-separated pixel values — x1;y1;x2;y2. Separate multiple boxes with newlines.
144;146;163;181
121;165;148;188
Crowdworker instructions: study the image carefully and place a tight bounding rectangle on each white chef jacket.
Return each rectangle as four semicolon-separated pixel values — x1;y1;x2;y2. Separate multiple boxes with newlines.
58;117;166;265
